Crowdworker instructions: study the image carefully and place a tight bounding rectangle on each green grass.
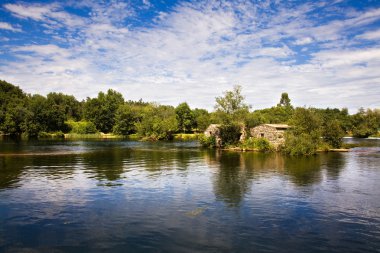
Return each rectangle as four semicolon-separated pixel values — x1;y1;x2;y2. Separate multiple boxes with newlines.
64;133;124;139
173;133;200;141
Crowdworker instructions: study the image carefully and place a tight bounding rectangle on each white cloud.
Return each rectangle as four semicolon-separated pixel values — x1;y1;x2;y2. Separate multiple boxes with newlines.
356;28;380;40
4;3;85;28
0;21;22;32
4;3;51;20
0;0;379;112
294;37;313;45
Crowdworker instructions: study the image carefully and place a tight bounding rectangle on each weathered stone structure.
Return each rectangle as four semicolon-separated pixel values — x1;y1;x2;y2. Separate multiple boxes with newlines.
204;124;222;147
204;124;246;147
250;124;290;149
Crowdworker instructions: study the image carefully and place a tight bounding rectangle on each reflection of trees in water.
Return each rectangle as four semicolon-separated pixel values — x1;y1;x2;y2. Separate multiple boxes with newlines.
0;155;77;189
212;152;251;207
284;156;322;186
206;151;346;206
81;147;201;181
81;148;126;181
323;153;346;180
284;153;345;186
0;157;25;189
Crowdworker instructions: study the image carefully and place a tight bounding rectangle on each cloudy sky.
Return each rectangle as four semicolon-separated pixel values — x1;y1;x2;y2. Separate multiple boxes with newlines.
0;0;379;111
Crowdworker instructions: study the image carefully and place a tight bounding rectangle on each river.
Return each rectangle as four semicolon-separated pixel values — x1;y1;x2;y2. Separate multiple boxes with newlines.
0;138;379;252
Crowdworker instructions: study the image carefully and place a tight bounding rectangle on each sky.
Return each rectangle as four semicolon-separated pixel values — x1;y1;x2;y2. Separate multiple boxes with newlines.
0;0;379;112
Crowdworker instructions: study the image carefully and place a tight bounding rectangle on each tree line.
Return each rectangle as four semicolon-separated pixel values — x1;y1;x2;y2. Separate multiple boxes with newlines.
1;80;379;146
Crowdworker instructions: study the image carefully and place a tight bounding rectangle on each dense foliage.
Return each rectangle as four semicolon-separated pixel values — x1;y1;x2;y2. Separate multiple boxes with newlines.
1;80;379;153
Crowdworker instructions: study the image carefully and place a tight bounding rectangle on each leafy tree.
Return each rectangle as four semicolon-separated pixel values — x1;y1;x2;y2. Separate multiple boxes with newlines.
46;92;82;121
219;123;242;146
214;85;250;123
277;92;292;107
23;95;49;137
351;108;379;138
83;89;124;133
135;104;178;140
113;104;139;135
0;80;27;133
284;107;322;155
322;119;345;148
192;108;210;132
66;120;97;134
3;104;29;136
175;102;195;133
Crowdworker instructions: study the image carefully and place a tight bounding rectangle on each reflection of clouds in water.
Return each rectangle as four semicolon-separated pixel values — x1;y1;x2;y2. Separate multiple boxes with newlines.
1;141;380;252
311;150;380;221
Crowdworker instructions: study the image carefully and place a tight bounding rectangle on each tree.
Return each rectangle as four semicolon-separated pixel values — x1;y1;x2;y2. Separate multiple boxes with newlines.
322;119;345;148
278;92;291;107
83;89;124;133
0;80;27;133
284;108;322;155
135;104;178;140
351;108;379;138
113;104;139;135
193;108;210;132
214;85;250;123
175;102;195;133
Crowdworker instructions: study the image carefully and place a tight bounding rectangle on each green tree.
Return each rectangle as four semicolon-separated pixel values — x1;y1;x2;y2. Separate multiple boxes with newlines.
0;80;27;134
351;108;379;138
3;104;29;136
175;102;195;133
277;92;291;107
192;108;210;132
83;89;124;133
284;107;322;155
66;120;97;134
135;104;178;140
113;104;139;135
219;123;242;146
23;94;48;137
214;85;250;123
47;93;81;120
322;119;345;148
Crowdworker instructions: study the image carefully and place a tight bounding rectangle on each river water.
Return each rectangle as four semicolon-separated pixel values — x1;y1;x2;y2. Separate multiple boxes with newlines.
0;138;379;252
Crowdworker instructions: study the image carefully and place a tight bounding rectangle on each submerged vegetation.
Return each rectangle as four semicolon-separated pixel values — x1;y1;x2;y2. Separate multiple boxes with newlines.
1;80;379;154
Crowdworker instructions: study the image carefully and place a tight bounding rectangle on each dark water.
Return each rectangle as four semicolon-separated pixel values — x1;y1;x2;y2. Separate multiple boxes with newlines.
0;138;379;253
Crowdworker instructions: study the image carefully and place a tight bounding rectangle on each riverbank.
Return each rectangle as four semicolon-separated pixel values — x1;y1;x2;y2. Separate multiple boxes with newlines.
222;147;350;153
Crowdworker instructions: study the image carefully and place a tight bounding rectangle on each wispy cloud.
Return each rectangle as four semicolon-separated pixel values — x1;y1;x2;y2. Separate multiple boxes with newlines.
0;0;379;111
0;21;22;32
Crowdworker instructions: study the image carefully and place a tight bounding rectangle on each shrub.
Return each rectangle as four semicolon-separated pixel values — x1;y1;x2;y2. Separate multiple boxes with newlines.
284;132;319;156
66;120;97;134
219;123;241;146
322;119;344;148
199;134;216;148
38;131;64;139
240;137;273;152
255;138;273;152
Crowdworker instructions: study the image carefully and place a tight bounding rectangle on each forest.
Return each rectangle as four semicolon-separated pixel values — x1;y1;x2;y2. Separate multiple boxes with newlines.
1;80;379;155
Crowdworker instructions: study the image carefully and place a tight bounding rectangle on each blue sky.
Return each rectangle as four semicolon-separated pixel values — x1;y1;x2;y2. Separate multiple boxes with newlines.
0;0;379;111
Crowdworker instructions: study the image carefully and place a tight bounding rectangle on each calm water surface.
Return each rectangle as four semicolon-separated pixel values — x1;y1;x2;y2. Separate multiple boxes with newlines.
0;138;379;252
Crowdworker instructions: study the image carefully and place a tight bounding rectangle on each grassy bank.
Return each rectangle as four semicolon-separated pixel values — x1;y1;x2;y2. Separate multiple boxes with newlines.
64;133;124;139
173;133;200;141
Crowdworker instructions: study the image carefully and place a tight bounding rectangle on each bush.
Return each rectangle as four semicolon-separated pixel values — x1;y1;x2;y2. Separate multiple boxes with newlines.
38;131;64;139
322;119;344;148
135;105;178;140
199;134;216;148
284;132;319;156
240;137;273;152
66;120;97;134
219;123;241;146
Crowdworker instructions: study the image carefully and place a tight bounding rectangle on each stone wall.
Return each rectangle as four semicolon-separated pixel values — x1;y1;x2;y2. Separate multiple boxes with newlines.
250;125;286;148
204;124;222;147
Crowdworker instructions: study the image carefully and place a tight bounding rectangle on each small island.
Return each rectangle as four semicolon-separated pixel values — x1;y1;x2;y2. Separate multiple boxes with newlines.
1;80;379;155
